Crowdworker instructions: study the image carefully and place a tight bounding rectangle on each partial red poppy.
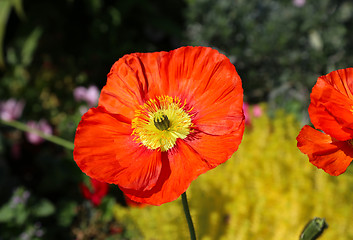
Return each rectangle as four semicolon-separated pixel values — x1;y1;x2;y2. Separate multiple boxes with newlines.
80;178;109;206
297;68;353;176
74;46;245;205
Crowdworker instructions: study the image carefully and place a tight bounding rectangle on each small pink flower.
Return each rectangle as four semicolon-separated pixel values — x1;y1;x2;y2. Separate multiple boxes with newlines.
73;87;87;102
73;85;100;107
0;99;25;121
243;102;251;125
26;120;53;145
293;0;306;7
85;86;100;107
252;105;263;117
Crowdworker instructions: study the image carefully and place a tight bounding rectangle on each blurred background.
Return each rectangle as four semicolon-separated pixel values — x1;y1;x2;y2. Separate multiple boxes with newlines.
1;0;353;239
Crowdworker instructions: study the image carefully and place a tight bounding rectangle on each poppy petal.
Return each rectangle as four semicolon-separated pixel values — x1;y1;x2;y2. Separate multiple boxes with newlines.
320;68;353;99
99;47;244;136
309;69;353;140
122;140;211;205
159;46;244;135
98;51;168;119
185;122;245;166
74;107;162;191
297;125;353;176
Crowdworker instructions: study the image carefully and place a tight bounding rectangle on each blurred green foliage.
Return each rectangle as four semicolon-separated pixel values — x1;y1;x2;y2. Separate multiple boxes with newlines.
0;0;185;239
185;0;353;118
0;0;185;135
114;106;353;240
0;0;25;68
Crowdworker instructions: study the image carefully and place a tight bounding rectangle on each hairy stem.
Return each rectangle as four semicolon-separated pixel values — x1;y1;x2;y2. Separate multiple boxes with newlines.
1;119;74;150
182;191;196;240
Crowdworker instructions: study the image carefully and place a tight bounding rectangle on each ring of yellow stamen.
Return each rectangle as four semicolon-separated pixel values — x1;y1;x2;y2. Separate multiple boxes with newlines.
131;96;193;152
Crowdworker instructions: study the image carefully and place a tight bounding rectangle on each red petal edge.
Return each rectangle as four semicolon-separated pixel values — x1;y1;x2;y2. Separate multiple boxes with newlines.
309;68;353;141
297;125;353;176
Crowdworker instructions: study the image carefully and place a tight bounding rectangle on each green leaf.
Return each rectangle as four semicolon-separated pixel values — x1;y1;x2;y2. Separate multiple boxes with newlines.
15;205;28;225
0;204;15;222
57;201;77;227
6;47;17;65
100;196;115;222
32;199;55;217
21;27;43;66
11;0;25;20
0;0;12;69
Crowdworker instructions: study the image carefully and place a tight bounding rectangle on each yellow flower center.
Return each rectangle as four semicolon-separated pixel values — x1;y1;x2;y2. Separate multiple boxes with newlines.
131;96;193;152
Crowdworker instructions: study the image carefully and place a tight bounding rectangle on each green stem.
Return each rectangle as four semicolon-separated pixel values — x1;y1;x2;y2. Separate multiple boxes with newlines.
182;192;196;240
0;119;74;150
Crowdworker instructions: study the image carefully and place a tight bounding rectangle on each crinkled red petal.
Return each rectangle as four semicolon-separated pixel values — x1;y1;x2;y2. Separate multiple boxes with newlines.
99;46;244;135
185;121;245;166
122;140;212;205
159;46;244;135
320;68;353;98
309;68;353;141
74;107;162;191
98;51;168;119
297;125;353;176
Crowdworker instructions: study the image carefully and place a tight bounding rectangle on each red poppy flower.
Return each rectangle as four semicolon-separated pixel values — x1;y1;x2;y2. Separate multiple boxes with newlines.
74;46;244;205
297;68;353;176
80;178;109;206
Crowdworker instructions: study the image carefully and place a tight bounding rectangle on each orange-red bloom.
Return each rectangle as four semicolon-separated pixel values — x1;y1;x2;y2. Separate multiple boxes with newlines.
74;46;244;205
297;68;353;176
